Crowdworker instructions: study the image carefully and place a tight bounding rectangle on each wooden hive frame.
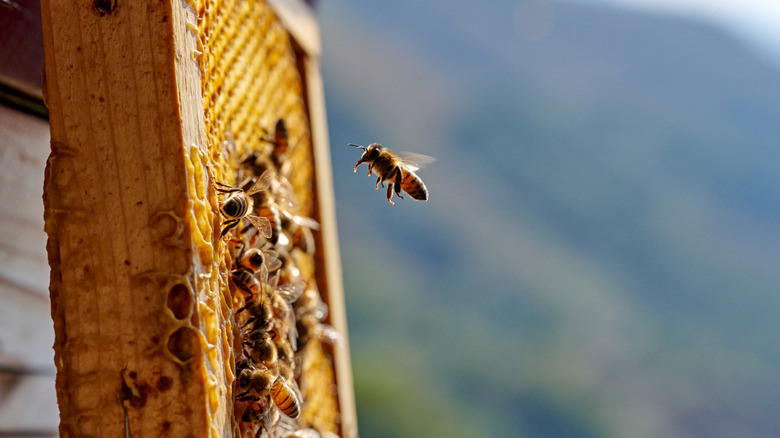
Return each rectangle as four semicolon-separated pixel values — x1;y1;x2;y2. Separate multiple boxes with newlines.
40;0;356;436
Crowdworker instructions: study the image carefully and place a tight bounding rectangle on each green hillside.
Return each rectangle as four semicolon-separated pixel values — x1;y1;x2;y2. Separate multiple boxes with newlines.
320;1;780;437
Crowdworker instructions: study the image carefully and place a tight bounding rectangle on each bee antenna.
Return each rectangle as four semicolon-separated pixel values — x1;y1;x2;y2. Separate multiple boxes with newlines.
348;143;366;150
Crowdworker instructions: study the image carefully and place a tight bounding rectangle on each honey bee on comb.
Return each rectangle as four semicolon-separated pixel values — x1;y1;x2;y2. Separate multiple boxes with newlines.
230;240;282;301
349;143;434;204
270;376;301;419
215;169;274;238
240;398;271;424
261;119;291;166
221;124;338;435
245;331;278;368
236;359;275;402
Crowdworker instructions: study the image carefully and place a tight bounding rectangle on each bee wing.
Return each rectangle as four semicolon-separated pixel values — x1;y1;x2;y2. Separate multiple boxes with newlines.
311;300;328;321
258;264;269;287
276;279;305;303
280;209;320;230
316;324;344;346
290;428;321;438
397;152;436;171
245;214;273;239
293;215;320;230
246;168;275;196
265;250;283;273
267;271;280;291
287;322;299;353
271;175;299;209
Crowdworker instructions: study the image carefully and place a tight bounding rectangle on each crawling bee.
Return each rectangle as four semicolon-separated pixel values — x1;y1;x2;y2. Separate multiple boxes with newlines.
349;143;433;204
236;360;275;401
216;169;274;238
231;242;282;300
270;376;301;418
238;287;273;328
244;119;298;183
271;280;304;351
245;331;278;367
240;399;271;423
279;212;319;256
231;265;263;301
261;119;291;165
236;360;300;419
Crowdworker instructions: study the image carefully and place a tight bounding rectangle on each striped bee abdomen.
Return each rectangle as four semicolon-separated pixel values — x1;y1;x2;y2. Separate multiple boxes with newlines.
401;170;428;201
222;193;251;219
271;379;300;418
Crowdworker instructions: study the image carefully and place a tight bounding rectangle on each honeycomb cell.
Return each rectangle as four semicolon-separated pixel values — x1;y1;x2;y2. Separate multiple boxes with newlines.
166;326;201;364
149;209;187;249
167;283;193;320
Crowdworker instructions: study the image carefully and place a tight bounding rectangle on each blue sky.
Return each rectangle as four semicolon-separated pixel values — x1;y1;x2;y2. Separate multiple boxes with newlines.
589;0;780;64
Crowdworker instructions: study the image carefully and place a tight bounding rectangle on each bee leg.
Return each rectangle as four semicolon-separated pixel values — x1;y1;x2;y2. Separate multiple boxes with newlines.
375;176;382;190
221;219;239;236
386;184;395;205
394;168;404;199
215;182;243;194
239;150;260;166
232;239;246;258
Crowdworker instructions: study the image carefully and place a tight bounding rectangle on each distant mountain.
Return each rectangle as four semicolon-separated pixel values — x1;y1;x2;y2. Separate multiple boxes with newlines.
319;1;780;437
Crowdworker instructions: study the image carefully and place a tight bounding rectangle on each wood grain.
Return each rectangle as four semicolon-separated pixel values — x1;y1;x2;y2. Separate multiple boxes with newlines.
305;57;358;438
40;1;229;437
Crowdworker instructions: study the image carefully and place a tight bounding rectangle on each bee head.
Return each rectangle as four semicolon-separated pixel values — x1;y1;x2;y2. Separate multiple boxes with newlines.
237;367;253;389
350;143;382;171
365;143;382;157
242;248;265;272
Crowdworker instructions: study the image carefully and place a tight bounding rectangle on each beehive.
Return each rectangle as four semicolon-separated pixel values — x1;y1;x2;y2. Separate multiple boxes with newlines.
40;0;355;437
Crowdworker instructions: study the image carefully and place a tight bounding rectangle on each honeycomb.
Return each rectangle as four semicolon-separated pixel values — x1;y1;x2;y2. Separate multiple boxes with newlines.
177;1;341;436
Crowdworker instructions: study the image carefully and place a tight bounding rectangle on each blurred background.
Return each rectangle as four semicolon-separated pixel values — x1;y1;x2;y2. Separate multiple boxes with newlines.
317;0;780;437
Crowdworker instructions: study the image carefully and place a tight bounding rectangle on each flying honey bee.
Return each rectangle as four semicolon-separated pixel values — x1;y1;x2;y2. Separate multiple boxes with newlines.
349;143;433;204
216;169;274;238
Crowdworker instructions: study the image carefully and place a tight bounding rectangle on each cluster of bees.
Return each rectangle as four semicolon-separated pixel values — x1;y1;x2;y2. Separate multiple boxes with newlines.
216;120;340;438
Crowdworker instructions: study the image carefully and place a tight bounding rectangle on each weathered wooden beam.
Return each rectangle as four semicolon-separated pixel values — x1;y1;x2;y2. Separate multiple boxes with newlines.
304;55;358;438
41;0;230;436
